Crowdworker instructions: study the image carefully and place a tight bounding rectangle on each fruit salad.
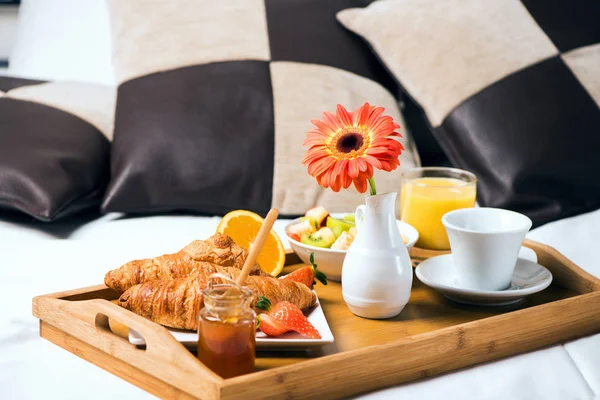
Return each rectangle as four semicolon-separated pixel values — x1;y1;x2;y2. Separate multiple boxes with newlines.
286;206;358;250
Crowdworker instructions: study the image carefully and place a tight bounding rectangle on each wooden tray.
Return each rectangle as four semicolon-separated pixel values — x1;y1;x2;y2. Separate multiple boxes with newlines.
32;239;600;400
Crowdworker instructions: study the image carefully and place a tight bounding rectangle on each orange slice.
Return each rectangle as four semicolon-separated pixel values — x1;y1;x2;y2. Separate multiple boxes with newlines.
216;210;285;277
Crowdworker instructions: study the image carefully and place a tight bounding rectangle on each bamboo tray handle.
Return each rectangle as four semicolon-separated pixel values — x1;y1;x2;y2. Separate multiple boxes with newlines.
33;295;222;394
86;299;187;351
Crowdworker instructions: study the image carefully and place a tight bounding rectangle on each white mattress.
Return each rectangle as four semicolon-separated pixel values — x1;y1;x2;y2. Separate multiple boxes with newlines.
1;210;599;400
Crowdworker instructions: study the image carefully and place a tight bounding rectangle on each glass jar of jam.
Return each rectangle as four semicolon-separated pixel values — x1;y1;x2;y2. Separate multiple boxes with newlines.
197;278;256;379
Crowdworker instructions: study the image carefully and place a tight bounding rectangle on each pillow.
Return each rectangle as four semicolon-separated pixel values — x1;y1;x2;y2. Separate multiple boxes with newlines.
0;77;115;220
338;0;600;226
102;0;420;217
8;0;115;85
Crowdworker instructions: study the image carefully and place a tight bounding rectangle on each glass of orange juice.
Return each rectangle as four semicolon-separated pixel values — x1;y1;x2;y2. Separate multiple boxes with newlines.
400;167;477;250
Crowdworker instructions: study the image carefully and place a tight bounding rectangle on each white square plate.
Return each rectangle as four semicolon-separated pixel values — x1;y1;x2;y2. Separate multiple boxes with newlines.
129;294;334;349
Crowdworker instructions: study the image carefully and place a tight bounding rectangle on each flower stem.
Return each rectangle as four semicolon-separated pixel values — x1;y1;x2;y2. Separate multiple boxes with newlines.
368;177;377;196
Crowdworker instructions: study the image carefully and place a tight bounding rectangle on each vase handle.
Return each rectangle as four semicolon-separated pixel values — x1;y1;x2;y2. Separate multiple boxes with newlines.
355;205;366;231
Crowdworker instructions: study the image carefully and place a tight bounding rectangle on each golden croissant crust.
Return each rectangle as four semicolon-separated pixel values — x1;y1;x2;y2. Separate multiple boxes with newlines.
119;267;316;330
104;233;264;292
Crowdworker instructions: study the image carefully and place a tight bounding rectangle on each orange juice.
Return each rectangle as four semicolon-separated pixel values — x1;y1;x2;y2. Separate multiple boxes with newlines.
401;177;476;250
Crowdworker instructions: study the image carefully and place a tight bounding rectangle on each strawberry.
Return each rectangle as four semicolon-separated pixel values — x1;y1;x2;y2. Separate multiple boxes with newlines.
256;297;321;339
280;252;327;288
257;314;288;337
270;301;321;339
287;232;301;242
281;266;314;288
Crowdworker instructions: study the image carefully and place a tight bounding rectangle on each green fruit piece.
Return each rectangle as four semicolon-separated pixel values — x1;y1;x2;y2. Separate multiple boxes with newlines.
300;227;336;248
343;214;356;223
300;234;330;248
326;217;355;238
300;216;320;230
256;296;273;311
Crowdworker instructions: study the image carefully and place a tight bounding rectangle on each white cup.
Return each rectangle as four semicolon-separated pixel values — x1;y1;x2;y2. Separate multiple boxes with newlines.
442;208;532;291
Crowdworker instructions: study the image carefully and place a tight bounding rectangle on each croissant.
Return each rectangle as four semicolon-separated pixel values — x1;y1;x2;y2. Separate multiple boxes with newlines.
118;268;316;330
104;233;264;292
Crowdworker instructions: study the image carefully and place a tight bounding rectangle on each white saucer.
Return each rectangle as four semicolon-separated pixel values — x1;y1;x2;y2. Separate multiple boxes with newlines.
415;255;553;306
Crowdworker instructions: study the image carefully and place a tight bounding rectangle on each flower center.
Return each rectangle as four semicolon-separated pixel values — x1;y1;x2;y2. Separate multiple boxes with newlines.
336;132;364;153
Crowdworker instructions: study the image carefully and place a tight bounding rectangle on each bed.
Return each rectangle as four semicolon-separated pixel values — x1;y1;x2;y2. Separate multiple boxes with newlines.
0;210;599;399
2;0;599;398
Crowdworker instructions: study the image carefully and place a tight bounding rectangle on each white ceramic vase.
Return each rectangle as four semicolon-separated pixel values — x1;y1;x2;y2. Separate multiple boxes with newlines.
341;192;413;319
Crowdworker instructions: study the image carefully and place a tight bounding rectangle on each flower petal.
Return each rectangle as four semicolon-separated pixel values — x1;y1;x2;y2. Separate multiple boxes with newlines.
336;104;354;127
367;144;401;156
331;173;346;192
356;157;369;172
302;148;330;165
303;136;327;146
316;172;330;188
351;102;370;127
307;156;335;176
303;131;329;145
322;111;344;131
367;106;385;127
353;177;368;193
361;154;383;169
347;159;361;179
311;119;337;136
333;159;348;177
366;162;374;177
342;170;353;188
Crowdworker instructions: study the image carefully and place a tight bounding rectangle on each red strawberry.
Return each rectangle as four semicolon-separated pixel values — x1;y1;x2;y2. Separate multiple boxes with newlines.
256;297;321;339
280;252;327;288
281;266;313;287
257;314;287;337
270;301;321;339
287;232;301;242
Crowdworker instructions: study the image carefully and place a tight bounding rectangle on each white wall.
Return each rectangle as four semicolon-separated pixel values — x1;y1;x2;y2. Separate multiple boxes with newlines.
0;5;19;69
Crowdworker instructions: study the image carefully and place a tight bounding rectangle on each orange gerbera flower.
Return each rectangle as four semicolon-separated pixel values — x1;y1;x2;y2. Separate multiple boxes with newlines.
302;103;404;194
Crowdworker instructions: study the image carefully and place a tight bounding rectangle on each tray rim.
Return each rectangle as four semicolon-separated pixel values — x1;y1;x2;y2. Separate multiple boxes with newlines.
32;239;600;400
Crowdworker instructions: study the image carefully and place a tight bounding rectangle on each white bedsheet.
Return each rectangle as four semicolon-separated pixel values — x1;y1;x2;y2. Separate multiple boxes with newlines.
1;210;599;400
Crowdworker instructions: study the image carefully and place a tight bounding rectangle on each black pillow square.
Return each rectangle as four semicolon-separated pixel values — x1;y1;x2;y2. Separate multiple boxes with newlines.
0;77;114;221
105;61;275;215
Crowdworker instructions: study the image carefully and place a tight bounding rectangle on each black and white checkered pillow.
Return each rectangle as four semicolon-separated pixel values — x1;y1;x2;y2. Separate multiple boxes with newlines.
101;0;421;216
0;77;113;220
339;0;600;226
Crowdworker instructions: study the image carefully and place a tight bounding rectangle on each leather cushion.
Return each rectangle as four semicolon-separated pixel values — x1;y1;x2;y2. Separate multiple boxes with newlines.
0;78;111;221
436;56;600;226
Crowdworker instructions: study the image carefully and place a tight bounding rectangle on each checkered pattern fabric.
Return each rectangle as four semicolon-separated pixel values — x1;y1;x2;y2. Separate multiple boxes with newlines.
339;0;600;226
0;77;114;220
102;0;421;216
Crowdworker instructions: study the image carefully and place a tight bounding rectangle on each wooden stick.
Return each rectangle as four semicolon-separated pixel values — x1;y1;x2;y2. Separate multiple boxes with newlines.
236;208;279;286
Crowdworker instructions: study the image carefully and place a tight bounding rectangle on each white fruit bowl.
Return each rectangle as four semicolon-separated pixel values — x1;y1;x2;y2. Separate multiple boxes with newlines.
285;213;419;282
